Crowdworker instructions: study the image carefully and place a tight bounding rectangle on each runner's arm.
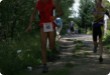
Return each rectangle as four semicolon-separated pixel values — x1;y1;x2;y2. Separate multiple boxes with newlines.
29;7;38;26
25;6;38;32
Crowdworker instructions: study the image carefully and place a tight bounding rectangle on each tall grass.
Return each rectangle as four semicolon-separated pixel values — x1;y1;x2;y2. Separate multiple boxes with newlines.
0;29;42;75
103;30;110;50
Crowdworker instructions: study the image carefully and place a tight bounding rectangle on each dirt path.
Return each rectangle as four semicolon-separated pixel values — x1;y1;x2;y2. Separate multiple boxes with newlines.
61;34;110;75
31;34;110;75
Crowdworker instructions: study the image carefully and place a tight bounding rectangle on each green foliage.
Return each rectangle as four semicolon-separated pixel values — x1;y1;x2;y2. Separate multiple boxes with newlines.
0;30;42;75
0;41;23;75
104;30;110;44
107;21;110;30
74;44;83;50
61;0;74;20
40;68;70;75
103;30;110;52
72;40;85;53
76;0;94;33
61;24;69;35
103;0;110;10
73;40;83;44
0;0;38;40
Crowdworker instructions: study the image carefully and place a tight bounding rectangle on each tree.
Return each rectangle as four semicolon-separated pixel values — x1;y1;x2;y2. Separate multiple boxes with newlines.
0;0;38;40
78;0;94;33
103;0;110;10
60;0;74;22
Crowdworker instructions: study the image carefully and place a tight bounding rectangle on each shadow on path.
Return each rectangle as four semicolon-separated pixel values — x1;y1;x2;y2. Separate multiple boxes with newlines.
30;34;110;75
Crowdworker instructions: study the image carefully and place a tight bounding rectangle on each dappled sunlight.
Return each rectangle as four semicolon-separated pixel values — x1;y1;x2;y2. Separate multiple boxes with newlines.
30;34;110;75
53;61;66;65
75;50;92;54
62;34;92;41
59;39;73;44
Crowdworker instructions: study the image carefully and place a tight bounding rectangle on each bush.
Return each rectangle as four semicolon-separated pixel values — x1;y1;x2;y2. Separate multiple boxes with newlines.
0;40;23;75
0;31;42;75
103;30;110;51
0;28;61;75
104;30;110;44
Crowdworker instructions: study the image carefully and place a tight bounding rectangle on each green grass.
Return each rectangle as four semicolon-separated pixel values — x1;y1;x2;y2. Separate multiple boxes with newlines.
103;30;110;53
73;42;85;51
73;40;83;44
41;68;70;75
0;31;42;75
0;29;62;75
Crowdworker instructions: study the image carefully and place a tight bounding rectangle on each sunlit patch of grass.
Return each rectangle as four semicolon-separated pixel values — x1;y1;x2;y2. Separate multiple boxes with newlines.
72;39;92;58
83;52;91;55
73;43;85;52
74;44;82;49
72;54;85;59
72;50;91;58
87;30;92;34
103;30;110;53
